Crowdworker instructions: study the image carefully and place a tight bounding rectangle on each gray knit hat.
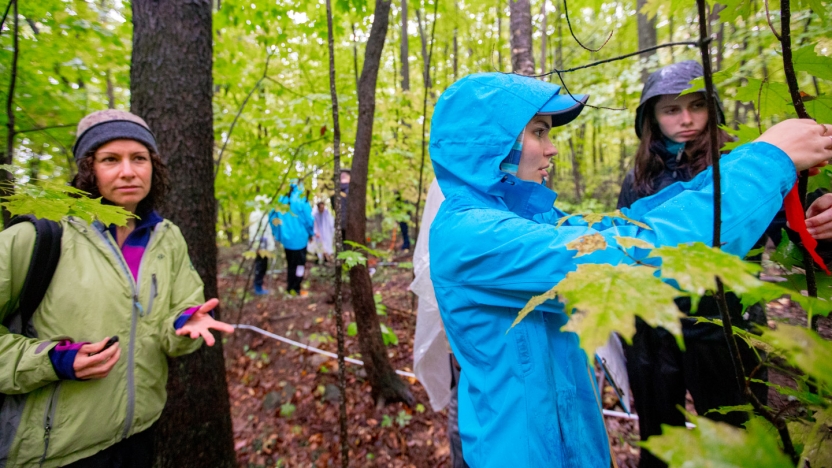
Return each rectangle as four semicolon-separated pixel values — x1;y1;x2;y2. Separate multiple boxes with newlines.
634;60;725;138
72;110;158;161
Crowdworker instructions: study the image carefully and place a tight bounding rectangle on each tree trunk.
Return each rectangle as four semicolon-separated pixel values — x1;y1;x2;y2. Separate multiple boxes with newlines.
509;0;535;75
130;1;235;466
710;4;725;71
568;124;585;201
352;24;360;89
452;3;459;82
106;69;116;109
400;0;410;90
348;0;413;406
554;0;563;69
496;0;503;69
415;8;431;89
636;0;657;82
539;0;547;74
2;0;18;229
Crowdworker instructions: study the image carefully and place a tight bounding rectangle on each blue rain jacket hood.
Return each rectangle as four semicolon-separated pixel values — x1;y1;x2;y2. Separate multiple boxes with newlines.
269;184;314;250
428;72;798;467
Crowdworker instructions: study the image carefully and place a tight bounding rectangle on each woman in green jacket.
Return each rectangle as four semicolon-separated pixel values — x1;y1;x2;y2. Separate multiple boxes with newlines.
0;110;234;468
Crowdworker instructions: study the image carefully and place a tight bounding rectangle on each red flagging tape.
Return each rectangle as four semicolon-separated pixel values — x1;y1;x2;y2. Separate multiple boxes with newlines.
784;181;831;275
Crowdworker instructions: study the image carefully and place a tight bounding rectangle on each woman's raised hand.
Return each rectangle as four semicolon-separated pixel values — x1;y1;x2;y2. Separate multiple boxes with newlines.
175;298;235;346
73;337;121;380
755;119;832;171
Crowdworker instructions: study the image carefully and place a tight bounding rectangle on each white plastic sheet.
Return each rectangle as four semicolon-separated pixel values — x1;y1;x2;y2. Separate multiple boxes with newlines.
595;334;631;414
411;179;453;411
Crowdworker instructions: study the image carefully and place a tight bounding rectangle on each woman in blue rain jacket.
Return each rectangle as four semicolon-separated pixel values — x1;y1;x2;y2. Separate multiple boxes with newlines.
269;183;314;294
428;72;832;467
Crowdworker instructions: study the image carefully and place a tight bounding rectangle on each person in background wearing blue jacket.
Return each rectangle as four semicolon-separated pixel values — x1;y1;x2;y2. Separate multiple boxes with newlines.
428;72;832;467
269;183;314;295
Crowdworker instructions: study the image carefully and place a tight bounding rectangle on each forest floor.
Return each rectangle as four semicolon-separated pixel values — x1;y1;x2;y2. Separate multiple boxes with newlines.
219;243;831;468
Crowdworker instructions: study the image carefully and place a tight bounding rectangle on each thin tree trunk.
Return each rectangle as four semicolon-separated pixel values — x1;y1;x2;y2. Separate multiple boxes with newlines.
554;0;563;69
636;0;657;82
539;0;547;74
509;0;535;75
415;7;432;89
710;4;725;71
413;0;438;241
496;0;503;69
400;0;410;90
452;2;458;81
568;125;585;202
130;1;235;466
2;0;18;228
106;70;116;109
325;0;349;464
352;24;360;89
348;0;413;406
619;137;627;177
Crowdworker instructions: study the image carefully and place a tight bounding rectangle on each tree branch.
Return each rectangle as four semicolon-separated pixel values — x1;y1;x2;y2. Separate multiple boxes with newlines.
0;0;12;36
15;123;76;134
528;40;700;78
764;0;782;40
561;0;613;52
213;51;274;178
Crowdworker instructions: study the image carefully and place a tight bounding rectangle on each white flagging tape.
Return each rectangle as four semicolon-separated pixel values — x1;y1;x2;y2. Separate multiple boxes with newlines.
234;324;417;379
235;324;695;426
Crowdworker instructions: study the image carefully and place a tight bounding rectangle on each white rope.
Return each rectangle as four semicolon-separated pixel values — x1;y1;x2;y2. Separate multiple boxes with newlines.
233;323;417;378
234;323;695;427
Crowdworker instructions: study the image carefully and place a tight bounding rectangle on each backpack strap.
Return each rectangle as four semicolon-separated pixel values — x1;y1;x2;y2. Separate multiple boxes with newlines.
5;215;63;336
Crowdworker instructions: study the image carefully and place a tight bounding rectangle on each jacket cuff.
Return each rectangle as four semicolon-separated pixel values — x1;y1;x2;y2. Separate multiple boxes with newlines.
738;141;797;195
48;340;88;380
173;305;206;330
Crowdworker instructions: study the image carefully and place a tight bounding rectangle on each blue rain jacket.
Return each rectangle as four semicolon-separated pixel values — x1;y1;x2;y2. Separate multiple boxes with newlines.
269;185;314;250
428;73;796;467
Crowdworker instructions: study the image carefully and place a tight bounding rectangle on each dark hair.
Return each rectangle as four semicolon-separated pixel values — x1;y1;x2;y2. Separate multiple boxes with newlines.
632;96;731;196
72;150;169;215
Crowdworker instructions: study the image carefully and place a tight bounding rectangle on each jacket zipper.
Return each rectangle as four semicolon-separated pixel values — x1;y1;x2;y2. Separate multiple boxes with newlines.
39;382;61;466
671;146;684;179
86;221;164;440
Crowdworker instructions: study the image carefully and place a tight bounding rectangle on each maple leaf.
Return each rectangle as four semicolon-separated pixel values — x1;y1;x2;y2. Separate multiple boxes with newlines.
642;413;793;468
650;243;763;312
558;264;685;357
565;233;608;257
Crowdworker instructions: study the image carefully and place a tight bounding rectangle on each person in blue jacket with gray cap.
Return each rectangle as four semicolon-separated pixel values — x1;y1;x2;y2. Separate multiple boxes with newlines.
428;72;832;467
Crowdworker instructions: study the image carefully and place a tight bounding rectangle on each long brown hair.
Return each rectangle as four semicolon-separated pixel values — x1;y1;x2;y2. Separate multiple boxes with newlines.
72;150;169;215
633;95;731;196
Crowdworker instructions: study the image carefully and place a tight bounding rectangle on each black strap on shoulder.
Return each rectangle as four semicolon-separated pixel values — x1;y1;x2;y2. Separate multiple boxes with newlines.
6;215;63;333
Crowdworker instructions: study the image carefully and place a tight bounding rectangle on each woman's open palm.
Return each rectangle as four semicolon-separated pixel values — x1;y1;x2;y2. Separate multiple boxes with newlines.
175;299;234;346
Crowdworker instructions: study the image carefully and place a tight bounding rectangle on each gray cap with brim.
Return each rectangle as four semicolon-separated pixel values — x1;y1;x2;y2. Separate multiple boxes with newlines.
635;60;725;138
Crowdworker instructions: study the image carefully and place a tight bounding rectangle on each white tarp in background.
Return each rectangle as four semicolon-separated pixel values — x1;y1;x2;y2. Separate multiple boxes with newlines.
410;179;453;412
596;334;631;414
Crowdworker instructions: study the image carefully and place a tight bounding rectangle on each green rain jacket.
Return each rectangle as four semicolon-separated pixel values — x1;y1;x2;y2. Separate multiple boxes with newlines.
0;217;205;467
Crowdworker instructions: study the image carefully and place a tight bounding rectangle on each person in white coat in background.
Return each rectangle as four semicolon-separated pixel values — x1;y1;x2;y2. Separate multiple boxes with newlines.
411;178;468;468
313;200;335;263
